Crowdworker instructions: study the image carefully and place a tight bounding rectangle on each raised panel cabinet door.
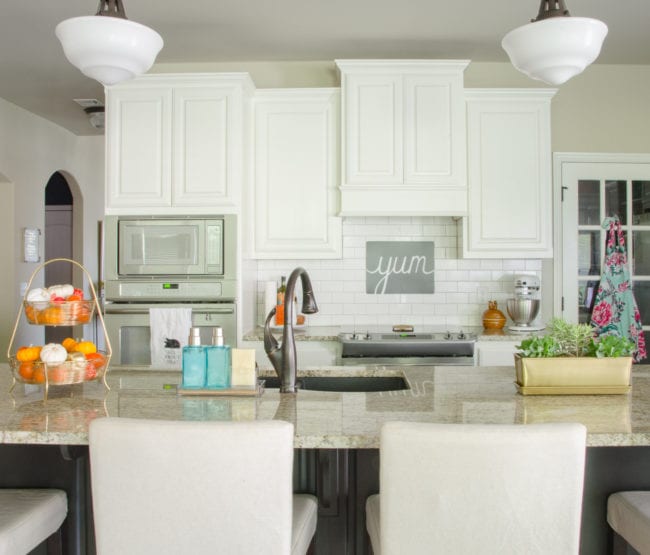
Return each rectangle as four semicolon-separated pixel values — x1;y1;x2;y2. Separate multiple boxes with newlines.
342;74;403;186
404;73;466;187
253;89;341;258
106;87;172;210
463;89;555;258
172;85;238;207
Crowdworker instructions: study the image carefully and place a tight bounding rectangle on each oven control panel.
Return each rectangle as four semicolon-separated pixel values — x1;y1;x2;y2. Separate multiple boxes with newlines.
105;280;231;301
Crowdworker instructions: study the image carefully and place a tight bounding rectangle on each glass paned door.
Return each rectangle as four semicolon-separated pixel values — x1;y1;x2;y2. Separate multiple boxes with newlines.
560;161;650;346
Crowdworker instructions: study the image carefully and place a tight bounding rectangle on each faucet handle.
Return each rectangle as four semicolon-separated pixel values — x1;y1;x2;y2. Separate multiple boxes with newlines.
263;307;280;354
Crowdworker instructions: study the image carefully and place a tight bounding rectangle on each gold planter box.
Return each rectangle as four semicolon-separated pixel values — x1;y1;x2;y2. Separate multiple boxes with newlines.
514;354;632;395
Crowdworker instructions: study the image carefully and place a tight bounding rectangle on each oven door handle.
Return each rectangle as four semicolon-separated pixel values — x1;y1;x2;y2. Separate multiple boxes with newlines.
104;307;235;315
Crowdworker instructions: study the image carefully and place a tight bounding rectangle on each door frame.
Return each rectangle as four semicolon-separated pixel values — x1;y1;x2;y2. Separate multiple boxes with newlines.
553;152;650;320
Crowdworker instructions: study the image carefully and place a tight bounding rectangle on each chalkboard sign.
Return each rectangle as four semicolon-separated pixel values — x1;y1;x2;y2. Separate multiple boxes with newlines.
366;241;435;294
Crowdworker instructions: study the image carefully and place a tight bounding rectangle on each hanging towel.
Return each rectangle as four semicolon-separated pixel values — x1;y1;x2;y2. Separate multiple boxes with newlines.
590;216;647;362
149;307;192;369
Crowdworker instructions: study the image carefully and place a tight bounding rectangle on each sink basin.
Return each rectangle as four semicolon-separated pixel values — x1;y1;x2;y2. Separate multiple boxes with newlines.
260;375;409;392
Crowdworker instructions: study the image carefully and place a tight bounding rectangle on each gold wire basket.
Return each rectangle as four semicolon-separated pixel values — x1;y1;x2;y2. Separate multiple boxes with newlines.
7;258;112;399
23;299;95;326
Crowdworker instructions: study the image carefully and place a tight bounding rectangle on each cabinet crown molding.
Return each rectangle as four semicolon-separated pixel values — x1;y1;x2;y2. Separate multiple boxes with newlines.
335;59;470;74
107;72;255;93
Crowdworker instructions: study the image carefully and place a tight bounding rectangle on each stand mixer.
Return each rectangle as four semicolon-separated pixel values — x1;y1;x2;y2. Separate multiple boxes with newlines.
506;275;544;332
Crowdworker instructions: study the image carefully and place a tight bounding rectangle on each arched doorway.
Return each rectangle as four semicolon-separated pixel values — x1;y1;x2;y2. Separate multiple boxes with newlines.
44;172;78;343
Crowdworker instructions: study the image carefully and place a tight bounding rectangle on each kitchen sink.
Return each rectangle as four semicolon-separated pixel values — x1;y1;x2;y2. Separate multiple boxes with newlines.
260;375;409;392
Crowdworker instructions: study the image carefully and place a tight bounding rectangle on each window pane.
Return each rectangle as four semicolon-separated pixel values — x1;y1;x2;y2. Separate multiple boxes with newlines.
632;181;650;225
605;180;627;224
633;231;650;275
578;231;601;275
578;180;600;225
578;280;600;323
633;281;650;326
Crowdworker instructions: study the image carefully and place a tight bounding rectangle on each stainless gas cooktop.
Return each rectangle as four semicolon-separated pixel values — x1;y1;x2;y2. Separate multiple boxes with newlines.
338;326;476;365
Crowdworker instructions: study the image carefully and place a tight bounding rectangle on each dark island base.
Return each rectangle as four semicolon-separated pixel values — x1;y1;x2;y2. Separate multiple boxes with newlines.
0;445;648;554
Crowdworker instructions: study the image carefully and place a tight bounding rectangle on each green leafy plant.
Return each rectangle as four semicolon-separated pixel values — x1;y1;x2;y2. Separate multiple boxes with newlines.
515;318;635;358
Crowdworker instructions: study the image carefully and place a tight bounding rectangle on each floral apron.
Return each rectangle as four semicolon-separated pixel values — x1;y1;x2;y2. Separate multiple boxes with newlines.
590;216;647;362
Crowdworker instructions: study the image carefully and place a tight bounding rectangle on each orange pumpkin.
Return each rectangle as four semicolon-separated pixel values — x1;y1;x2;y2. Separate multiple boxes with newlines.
40;306;63;325
74;341;97;355
18;362;35;380
48;366;67;384
16;345;41;362
24;304;36;323
62;337;78;352
32;367;45;384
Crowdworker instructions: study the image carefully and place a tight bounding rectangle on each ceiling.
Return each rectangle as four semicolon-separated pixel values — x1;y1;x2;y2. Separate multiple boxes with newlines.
3;0;649;136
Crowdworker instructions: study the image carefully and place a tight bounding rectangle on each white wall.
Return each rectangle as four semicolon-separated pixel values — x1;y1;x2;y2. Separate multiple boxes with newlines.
0;96;104;349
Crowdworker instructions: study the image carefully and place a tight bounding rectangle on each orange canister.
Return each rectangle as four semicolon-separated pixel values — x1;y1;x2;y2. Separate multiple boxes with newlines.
482;300;506;330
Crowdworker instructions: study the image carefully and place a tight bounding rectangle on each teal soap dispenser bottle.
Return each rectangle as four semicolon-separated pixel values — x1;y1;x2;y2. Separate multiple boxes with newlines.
206;326;231;389
182;327;206;388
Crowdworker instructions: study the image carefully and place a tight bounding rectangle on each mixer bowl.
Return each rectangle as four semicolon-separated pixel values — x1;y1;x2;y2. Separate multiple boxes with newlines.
506;298;540;326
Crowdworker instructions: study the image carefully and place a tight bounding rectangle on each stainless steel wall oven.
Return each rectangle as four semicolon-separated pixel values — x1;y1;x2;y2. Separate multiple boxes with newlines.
103;215;237;367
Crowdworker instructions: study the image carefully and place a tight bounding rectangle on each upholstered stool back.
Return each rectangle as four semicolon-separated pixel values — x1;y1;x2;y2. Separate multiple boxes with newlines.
367;421;587;555
90;417;316;555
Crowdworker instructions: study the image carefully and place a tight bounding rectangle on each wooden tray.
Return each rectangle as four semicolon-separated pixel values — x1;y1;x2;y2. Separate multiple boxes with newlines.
177;387;260;397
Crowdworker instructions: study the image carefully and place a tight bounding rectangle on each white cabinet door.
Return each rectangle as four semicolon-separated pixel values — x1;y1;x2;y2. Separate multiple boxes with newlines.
106;74;252;215
403;74;465;187
252;89;341;259
476;341;519;366
172;85;238;207
106;87;172;209
342;74;403;185
462;89;556;258
337;60;469;216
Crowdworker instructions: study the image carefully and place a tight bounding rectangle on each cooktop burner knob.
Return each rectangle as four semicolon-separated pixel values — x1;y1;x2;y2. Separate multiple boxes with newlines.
458;330;466;340
444;331;452;340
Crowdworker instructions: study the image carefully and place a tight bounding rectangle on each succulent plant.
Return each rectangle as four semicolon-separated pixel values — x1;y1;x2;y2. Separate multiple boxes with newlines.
516;318;635;358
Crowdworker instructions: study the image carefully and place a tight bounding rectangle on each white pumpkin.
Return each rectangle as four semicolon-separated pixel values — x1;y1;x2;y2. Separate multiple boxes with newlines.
48;284;74;299
26;288;50;302
40;343;68;365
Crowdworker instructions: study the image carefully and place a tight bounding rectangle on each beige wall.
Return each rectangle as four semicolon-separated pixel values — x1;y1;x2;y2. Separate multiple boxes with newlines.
155;60;650;154
0;97;105;348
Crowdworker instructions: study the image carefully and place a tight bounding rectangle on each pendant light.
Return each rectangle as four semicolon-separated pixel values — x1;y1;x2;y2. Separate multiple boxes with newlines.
55;0;163;86
502;0;607;86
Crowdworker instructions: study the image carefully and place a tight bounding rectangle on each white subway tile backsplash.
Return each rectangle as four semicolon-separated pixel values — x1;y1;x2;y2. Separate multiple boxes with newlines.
253;216;540;328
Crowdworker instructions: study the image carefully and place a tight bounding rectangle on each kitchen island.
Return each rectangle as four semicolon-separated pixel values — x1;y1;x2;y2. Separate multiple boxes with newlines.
1;363;650;554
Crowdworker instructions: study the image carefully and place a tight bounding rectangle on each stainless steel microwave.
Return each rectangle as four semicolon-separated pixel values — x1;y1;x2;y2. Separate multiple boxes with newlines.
103;215;237;282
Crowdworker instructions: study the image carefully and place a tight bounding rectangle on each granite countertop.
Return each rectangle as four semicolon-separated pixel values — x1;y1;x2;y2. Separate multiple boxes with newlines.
242;325;534;342
1;363;649;448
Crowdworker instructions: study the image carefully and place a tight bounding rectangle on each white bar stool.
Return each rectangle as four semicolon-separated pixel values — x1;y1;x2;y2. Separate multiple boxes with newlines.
89;417;317;555
0;489;67;555
608;491;650;554
366;421;587;555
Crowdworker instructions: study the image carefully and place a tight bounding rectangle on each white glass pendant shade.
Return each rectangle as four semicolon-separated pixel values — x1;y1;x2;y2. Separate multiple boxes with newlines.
56;16;163;86
502;17;608;86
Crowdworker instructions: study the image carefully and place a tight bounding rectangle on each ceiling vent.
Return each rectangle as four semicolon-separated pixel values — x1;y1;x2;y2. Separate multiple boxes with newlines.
84;106;105;130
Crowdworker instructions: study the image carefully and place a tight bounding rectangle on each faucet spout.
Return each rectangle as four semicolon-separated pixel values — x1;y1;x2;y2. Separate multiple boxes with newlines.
263;267;318;393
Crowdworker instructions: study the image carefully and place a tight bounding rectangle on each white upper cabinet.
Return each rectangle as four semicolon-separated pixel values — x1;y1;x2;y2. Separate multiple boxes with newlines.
461;89;556;258
105;73;253;214
336;60;469;216
251;89;341;259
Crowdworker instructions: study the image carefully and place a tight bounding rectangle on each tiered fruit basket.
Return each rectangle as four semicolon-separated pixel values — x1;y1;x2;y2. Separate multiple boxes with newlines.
7;258;112;399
